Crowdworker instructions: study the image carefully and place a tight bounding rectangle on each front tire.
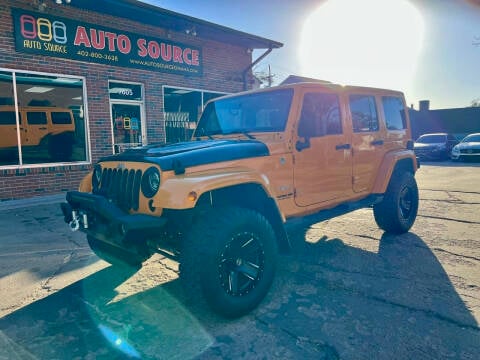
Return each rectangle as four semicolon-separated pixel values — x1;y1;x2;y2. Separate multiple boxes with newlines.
180;207;278;318
48;133;73;162
373;172;419;234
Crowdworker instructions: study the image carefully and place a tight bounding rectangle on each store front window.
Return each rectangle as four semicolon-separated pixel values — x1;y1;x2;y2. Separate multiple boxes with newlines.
163;87;225;142
0;70;88;167
109;81;145;153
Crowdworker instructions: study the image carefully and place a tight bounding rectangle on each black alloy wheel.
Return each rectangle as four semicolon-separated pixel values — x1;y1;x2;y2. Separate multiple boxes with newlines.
218;231;265;297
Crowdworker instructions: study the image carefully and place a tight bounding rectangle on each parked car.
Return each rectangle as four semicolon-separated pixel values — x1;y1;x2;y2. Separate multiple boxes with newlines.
451;133;480;161
414;133;458;161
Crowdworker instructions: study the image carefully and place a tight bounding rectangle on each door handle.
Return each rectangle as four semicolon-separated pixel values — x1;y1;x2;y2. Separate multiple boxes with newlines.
336;143;351;150
371;139;384;146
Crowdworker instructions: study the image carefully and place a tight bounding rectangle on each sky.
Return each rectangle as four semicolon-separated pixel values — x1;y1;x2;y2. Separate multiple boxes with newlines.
141;0;480;110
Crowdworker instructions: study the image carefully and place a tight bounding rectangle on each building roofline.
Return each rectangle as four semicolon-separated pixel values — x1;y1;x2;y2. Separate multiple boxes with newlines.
70;0;283;50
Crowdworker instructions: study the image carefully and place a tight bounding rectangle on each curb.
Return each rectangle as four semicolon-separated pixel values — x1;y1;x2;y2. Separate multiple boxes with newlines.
0;193;66;211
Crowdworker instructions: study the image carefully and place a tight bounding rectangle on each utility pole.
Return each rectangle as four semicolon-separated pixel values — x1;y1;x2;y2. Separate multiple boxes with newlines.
268;65;272;87
253;65;275;88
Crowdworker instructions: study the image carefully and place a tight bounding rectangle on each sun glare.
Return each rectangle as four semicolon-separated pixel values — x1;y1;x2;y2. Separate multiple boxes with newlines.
299;0;424;91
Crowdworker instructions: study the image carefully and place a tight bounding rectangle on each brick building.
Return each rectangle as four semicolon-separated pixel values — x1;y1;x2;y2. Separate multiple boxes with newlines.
409;102;480;140
0;0;281;200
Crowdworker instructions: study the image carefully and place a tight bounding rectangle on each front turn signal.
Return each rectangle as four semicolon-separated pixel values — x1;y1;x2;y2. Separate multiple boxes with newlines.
187;191;198;202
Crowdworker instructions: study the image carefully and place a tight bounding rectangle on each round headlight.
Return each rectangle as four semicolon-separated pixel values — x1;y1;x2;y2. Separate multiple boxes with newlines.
92;164;102;191
141;167;160;198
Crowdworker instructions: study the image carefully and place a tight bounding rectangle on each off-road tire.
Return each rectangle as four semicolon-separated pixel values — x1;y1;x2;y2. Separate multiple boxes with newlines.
373;172;419;234
87;236;146;270
48;133;73;162
180;206;278;318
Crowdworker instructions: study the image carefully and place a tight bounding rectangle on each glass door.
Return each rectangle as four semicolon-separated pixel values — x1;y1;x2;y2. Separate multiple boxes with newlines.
111;103;143;153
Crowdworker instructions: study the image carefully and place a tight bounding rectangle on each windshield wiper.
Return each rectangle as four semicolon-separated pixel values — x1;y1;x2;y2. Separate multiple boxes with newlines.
241;131;255;139
194;128;214;140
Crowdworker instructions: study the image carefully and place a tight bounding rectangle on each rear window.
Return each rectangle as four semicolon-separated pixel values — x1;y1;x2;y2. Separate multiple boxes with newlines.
51;112;72;124
382;96;406;130
349;95;379;132
27;111;47;125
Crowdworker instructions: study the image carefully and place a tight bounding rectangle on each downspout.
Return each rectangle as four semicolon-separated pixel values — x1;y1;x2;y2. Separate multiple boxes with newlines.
243;48;273;91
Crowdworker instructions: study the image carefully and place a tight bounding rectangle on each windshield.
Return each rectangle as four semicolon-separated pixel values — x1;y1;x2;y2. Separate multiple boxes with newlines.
194;88;293;137
462;134;480;143
416;134;446;144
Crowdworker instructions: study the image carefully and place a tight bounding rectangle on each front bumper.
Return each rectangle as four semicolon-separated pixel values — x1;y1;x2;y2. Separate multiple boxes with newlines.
61;191;167;247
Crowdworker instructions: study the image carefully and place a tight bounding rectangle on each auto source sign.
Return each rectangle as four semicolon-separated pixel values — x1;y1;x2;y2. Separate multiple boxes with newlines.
12;9;202;76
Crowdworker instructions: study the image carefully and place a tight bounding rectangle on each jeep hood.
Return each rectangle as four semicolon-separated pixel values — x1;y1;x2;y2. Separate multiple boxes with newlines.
100;139;269;172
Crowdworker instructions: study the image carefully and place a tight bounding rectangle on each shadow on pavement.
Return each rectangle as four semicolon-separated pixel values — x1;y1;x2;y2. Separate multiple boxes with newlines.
0;217;479;359
256;219;480;358
0;265;214;360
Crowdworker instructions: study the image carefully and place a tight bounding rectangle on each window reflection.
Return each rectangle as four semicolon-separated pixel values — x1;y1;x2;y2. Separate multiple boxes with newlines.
0;71;87;166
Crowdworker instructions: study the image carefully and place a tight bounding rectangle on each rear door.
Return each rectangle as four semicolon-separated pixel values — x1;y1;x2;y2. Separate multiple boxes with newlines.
381;95;410;152
293;90;352;206
24;109;48;146
348;93;386;193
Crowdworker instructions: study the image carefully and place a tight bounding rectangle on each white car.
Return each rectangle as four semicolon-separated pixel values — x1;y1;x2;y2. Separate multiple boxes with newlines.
451;133;480;161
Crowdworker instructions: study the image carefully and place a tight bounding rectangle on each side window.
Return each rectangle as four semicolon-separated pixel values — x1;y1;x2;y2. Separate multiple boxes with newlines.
27;111;47;125
382;96;406;130
51;112;72;124
349;95;379;132
0;111;17;125
298;92;342;138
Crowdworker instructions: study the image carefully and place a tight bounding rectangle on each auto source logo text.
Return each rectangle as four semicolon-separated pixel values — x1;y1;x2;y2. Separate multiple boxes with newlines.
12;8;202;76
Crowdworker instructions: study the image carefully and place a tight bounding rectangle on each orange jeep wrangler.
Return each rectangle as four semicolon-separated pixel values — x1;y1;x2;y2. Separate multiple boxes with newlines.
62;82;419;317
0;106;75;161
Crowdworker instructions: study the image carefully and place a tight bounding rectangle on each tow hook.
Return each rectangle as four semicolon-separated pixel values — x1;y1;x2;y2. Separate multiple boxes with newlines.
69;210;80;231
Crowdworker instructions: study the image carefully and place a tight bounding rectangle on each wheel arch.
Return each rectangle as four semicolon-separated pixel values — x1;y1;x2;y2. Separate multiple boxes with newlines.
372;151;417;194
196;183;291;253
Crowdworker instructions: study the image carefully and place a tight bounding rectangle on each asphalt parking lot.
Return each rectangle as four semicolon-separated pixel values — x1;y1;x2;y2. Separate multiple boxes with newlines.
0;162;479;359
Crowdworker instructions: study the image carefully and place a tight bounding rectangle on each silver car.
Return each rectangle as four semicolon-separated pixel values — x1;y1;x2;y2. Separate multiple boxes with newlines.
451;133;480;161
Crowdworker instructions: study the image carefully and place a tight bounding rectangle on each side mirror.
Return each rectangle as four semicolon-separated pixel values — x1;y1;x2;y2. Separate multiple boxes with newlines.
295;137;310;152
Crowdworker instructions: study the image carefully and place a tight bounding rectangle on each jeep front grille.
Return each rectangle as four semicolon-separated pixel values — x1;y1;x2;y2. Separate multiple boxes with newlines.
94;168;142;211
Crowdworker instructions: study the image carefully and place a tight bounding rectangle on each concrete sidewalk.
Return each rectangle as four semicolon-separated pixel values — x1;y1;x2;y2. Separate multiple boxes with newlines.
0;193;66;211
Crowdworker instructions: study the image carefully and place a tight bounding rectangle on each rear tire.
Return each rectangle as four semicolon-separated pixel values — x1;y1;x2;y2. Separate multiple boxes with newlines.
180;206;278;318
373;172;419;234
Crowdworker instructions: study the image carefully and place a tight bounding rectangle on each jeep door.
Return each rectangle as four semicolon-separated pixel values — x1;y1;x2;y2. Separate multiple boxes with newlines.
293;91;353;206
348;93;385;193
0;108;20;148
23;110;49;146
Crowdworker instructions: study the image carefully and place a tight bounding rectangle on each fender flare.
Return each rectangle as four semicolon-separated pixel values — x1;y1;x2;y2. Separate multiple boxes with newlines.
371;150;418;194
153;168;278;210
